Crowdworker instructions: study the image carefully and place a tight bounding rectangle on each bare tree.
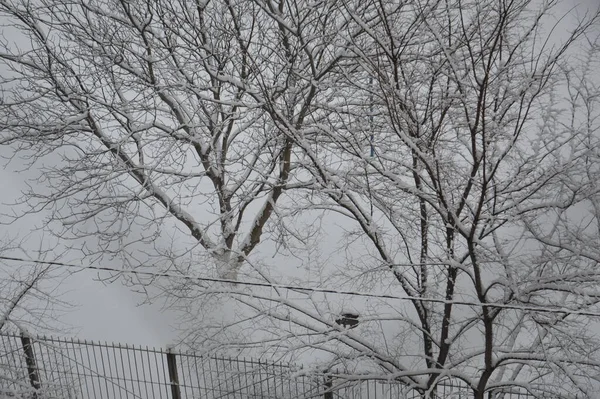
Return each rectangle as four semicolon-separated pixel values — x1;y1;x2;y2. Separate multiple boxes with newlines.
0;265;63;335
2;0;600;398
0;0;335;280
0;232;71;335
161;1;600;397
0;0;362;372
280;0;600;397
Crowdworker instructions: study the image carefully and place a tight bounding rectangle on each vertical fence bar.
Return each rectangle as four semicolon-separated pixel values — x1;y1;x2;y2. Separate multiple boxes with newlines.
216;356;224;396
3;334;20;392
150;348;163;398
52;337;71;398
234;355;242;398
84;339;99;398
131;343;144;397
38;337;58;393
196;354;205;397
117;343;130;399
69;337;90;399
124;343;136;397
145;346;157;399
273;360;279;398
181;353;193;398
110;342;124;399
223;356;231;395
20;333;41;397
294;366;299;399
286;361;292;399
57;337;74;398
158;347;169;398
166;348;182;399
177;353;186;398
98;341;113;398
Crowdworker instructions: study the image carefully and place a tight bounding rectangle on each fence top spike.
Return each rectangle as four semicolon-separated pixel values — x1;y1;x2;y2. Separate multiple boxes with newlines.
166;344;177;354
19;326;30;337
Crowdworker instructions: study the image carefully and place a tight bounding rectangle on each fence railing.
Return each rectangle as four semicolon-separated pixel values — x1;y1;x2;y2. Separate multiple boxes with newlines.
0;332;567;399
0;332;320;399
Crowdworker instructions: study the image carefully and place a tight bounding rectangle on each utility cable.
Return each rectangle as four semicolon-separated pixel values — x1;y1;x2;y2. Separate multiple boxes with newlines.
2;255;600;317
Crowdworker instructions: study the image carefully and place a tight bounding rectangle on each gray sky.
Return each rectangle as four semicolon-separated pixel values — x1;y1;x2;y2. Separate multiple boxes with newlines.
0;144;180;346
0;0;597;350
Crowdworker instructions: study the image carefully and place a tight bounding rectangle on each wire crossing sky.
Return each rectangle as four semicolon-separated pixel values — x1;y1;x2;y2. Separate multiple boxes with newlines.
2;255;599;318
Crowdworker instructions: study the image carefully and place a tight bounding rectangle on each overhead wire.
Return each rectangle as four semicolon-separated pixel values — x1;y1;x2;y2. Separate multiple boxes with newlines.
2;255;600;317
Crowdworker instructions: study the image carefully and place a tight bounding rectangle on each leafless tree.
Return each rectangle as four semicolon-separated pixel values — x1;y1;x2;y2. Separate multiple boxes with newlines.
280;0;600;397
0;0;341;281
0;264;59;334
0;236;70;334
2;0;600;398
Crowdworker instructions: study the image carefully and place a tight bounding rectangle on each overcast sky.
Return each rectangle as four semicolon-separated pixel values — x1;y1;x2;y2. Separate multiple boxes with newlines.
0;143;181;347
0;0;597;350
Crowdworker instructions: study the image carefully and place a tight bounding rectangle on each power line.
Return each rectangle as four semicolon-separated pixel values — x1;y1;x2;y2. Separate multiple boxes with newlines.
2;255;600;317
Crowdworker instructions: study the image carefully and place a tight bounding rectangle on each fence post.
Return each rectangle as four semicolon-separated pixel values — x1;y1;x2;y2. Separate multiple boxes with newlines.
20;333;41;397
323;374;333;399
166;347;182;399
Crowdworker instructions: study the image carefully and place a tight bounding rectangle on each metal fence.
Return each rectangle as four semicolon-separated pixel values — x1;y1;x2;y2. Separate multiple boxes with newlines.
0;332;320;399
0;332;565;399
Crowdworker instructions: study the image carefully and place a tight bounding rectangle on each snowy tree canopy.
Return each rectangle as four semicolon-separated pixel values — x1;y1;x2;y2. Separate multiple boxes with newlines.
1;0;600;397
